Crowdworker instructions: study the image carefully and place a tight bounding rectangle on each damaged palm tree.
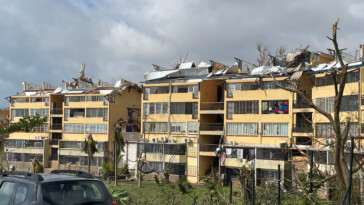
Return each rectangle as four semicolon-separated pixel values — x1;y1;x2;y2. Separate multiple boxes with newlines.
82;134;98;173
113;124;125;186
271;18;364;202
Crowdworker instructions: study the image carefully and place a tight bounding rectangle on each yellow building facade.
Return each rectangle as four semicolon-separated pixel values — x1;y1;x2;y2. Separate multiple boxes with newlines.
5;75;141;173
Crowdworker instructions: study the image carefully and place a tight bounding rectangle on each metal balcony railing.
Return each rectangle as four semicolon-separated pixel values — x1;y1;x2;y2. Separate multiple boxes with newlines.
200;102;224;111
51;124;62;130
51;109;63;115
293;100;313;109
292;124;313;133
200;144;219;152
200;123;224;131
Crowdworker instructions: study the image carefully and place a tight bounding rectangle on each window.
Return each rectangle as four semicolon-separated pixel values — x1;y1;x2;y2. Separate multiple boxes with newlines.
262;81;286;90
262;100;289;114
188;122;198;134
225;147;255;160
144;87;150;100
86;108;108;120
11;109;29;120
5;153;43;162
0;182;15;205
65;96;85;105
340;95;359;112
142;162;163;172
226;101;259;118
316;97;334;113
86;124;107;134
31;97;49;103
316;123;359;138
317;76;334;87
164;144;186;155
241;82;259;90
64;123;84;133
14;184;28;205
227;123;258;135
171;122;186;134
262;123;288;136
227;83;235;97
192;102;198;119
32;123;49;132
12;97;29;104
172;85;198;98
146;86;169;95
256;148;288;160
171;102;198;115
41;181;107;204
165;163;186;175
86;96;104;101
143;122;168;133
143;103;168;117
30;108;49;118
346;71;359;83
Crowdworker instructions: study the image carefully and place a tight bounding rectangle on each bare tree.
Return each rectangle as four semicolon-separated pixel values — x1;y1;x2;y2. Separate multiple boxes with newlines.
271;19;364;199
257;43;272;66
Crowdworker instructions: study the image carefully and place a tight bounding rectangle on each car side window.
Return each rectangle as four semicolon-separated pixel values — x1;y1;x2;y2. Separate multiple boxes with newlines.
0;181;15;205
14;184;28;205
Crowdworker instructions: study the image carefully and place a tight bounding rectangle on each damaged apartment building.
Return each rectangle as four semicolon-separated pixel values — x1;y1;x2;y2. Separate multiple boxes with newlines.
4;65;141;173
140;45;364;185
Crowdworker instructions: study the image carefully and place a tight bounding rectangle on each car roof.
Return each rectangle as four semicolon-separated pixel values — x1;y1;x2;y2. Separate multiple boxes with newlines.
40;174;97;182
1;170;97;183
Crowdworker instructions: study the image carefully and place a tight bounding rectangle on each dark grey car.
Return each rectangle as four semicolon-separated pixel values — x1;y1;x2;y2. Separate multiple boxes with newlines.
0;170;115;205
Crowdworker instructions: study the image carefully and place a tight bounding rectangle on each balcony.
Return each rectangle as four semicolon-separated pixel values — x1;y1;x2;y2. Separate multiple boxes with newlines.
50;108;63;115
293;100;314;113
50;124;62;132
49;139;60;146
200;144;219;156
200;102;224;114
292;124;313;133
200;123;224;135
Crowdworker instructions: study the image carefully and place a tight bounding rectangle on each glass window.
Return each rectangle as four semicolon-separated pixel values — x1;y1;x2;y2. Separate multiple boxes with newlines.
30;108;49;118
262;123;288;136
143;122;168;133
170;122;186;134
14;184;28;205
0;182;15;205
41;181;106;205
144;87;150;100
187;122;198;134
64;124;84;133
11;109;29;120
227;101;259;116
227;123;258;135
262;100;289;114
86;124;107;134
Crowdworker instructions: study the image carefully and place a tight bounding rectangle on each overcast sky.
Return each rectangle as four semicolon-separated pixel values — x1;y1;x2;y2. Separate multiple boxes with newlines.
1;0;364;107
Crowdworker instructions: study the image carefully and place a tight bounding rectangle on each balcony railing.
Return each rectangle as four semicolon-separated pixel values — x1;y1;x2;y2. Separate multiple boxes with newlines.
292;124;313;133
49;139;59;145
200;144;219;152
51;109;63;115
293;100;312;109
51;124;62;130
50;154;58;161
200;102;224;111
200;123;224;131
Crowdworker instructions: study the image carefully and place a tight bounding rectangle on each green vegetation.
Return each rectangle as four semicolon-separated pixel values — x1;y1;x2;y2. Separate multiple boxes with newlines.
82;134;98;173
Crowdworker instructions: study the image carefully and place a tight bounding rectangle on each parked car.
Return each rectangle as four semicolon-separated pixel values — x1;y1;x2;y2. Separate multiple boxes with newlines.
0;170;116;205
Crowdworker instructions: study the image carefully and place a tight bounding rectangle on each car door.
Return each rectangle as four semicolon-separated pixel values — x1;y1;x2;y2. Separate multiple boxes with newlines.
0;180;16;205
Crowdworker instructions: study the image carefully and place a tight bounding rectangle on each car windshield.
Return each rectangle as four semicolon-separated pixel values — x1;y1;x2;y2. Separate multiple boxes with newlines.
41;180;106;205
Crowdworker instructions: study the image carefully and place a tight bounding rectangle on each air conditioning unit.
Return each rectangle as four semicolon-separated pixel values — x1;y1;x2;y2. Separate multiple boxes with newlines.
35;136;42;140
279;141;287;149
168;138;175;143
184;138;190;143
345;141;353;148
152;138;158;143
229;141;236;145
325;138;333;145
161;137;168;142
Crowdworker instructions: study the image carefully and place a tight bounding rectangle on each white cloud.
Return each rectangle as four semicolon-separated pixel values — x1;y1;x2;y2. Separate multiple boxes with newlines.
1;0;364;107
